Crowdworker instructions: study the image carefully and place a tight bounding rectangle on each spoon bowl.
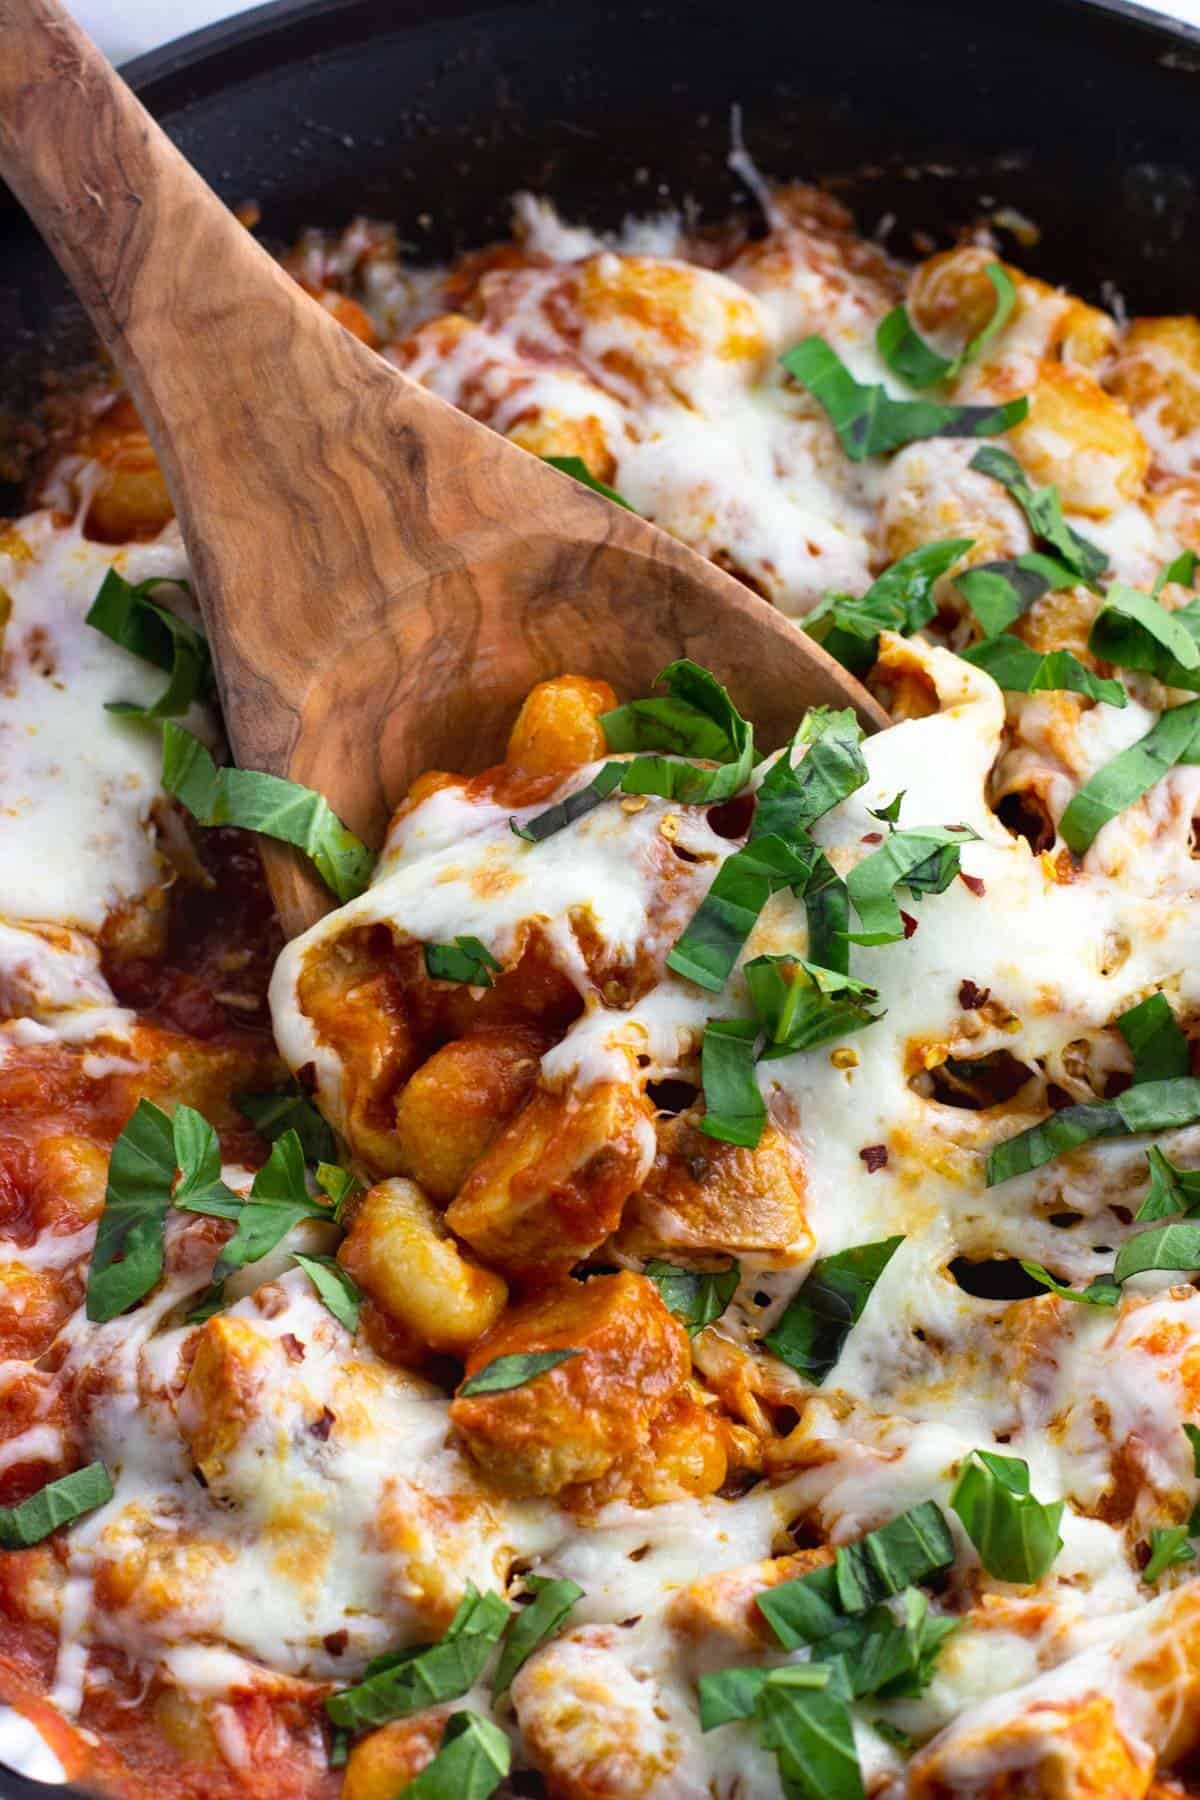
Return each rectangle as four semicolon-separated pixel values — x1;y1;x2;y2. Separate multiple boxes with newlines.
0;0;887;937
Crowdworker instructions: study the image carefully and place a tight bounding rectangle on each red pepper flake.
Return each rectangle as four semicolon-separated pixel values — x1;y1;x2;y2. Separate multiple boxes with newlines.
901;910;919;939
280;1333;306;1363
322;1629;348;1657
860;1144;888;1173
309;1406;336;1442
861;832;884;844
959;872;986;897
958;979;991;1011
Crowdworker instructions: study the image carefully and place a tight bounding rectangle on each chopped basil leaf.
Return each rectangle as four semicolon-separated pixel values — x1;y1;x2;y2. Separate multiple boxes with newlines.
237;1087;338;1163
950;1450;1064;1583
745;954;882;1057
1059;699;1200;854
802;849;852;976
492;1574;583;1694
1155;549;1199;596
698;1018;765;1147
602;660;752;767
188;1131;328;1288
825;1588;958;1700
759;1678;864;1800
846;825;979;945
1184;1422;1200;1476
317;1163;364;1221
1089;583;1200;689
293;1254;361;1334
458;1350;579;1397
0;1463;114;1549
326;1586;509;1730
86;567;213;720
987;1078;1200;1185
87;1099;179;1322
402;1710;511;1800
1143;1525;1195;1583
875;263;1015;388
954;552;1079;637
162;724;374;902
833;1503;956;1614
666;831;814;992
782;337;1027;463
969;446;1108;588
423;936;503;987
611;662;755;805
511;761;622;843
1116;992;1190;1085
644;1260;740;1335
1113;1219;1200;1284
697;1665;773;1729
803;539;972;674
764;1237;904;1383
960;634;1126;707
757;1561;845;1648
754;708;867;839
1139;1144;1200;1222
542;453;633;510
1019;1263;1120;1307
873;1720;915;1753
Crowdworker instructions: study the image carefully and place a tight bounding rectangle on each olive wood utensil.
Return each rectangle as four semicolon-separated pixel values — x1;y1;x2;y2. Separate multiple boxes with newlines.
0;0;887;936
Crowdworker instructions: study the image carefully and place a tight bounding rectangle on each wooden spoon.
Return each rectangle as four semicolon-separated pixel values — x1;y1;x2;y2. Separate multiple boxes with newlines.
0;0;888;938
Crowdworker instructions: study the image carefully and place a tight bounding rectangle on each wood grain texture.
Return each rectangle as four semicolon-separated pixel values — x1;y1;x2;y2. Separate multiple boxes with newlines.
0;0;889;937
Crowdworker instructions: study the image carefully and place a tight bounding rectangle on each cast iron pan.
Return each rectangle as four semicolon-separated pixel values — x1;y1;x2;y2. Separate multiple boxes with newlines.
0;0;1199;1789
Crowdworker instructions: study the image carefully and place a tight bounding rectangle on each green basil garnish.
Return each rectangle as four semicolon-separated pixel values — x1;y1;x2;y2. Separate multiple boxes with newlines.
960;635;1126;706
542;454;632;510
1183;1422;1200;1476
458;1350;580;1397
423;937;503;987
1117;992;1190;1085
950;1449;1063;1583
1138;1144;1200;1221
183;1128;328;1305
237;1087;338;1163
954;553;1079;636
758;1676;863;1800
1155;550;1199;596
1019;1263;1120;1307
697;1019;765;1147
1113;1220;1200;1284
754;708;868;840
825;1588;959;1700
846;825;979;946
763;1237;904;1383
511;760;623;842
492;1574;583;1695
782;338;1027;463
969;446;1108;588
803;539;972;675
293;1254;362;1334
86;567;213;721
162;723;374;903
697;1664;775;1729
602;659;752;768
317;1163;365;1220
0;1464;114;1549
832;1503;956;1613
1143;1525;1195;1583
644;1260;740;1335
986;1077;1200;1186
87;1099;183;1322
1089;583;1200;689
875;263;1015;389
325;1585;509;1731
745;955;882;1057
402;1711;511;1800
666;831;815;992
1059;699;1200;854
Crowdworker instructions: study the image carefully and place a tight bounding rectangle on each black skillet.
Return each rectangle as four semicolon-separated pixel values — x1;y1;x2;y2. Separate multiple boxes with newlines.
0;0;1198;1788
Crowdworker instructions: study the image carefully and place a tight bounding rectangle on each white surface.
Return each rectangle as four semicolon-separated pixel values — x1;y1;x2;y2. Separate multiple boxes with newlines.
69;0;1200;63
